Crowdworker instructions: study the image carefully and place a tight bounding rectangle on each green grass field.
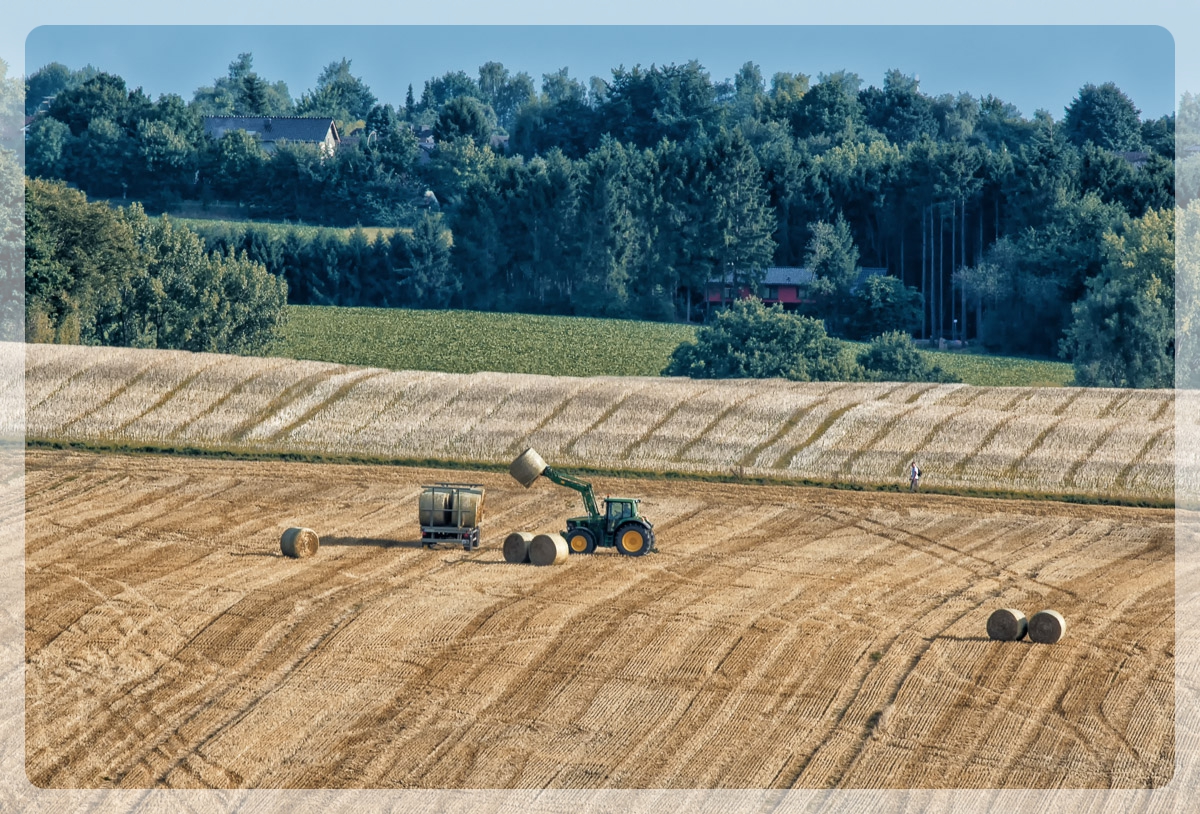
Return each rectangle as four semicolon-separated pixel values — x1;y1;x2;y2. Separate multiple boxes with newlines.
271;305;1077;385
923;349;1074;387
837;340;1075;387
274;306;696;377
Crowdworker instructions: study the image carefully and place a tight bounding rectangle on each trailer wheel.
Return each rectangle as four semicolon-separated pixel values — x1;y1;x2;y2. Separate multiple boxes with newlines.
566;528;597;554
615;522;653;557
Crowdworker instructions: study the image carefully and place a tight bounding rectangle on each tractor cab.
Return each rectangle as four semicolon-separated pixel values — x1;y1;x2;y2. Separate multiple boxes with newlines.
604;498;640;532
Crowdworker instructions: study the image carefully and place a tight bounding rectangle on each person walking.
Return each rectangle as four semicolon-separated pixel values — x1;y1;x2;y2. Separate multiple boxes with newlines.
909;460;921;492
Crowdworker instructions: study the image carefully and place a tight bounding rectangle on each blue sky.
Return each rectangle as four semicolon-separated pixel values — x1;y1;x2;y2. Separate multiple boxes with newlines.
23;25;1177;121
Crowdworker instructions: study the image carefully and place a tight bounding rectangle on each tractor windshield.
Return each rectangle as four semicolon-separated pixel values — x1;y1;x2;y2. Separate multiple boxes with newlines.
606;500;633;529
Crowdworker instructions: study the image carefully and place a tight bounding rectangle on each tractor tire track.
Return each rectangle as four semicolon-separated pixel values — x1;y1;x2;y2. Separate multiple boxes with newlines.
24;450;1175;791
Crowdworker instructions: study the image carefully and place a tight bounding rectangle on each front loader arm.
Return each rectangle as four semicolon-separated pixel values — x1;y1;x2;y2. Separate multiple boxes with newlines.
542;466;600;519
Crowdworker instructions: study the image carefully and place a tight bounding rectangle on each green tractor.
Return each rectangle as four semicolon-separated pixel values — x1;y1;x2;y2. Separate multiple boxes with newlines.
509;448;656;557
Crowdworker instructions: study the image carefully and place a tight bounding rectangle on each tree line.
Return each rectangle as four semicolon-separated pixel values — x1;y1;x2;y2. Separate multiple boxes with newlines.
671;201;1186;390
20;54;1197;386
185;216;453;310
24;178;286;353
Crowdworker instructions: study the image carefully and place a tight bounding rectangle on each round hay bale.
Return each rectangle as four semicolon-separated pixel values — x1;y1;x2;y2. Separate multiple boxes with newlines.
509;448;548;488
1028;610;1066;644
503;532;534;564
986;608;1028;641
530;533;568;567
280;527;319;559
455;488;485;528
418;489;452;527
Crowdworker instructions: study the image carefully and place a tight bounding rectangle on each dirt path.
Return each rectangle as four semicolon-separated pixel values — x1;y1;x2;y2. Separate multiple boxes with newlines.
24;450;1174;790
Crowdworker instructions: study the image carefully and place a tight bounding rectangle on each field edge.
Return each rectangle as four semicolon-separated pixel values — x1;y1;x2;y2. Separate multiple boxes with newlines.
24;436;1176;510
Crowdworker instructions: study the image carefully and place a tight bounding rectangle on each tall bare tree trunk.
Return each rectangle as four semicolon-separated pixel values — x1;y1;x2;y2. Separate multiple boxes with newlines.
938;204;944;341
977;206;984;342
951;198;957;341
921;205;927;339
931;203;937;340
961;197;967;343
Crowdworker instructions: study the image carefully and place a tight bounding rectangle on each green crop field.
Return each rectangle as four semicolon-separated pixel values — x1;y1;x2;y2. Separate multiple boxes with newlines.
273;306;697;377
271;305;1077;385
925;349;1074;387
838;340;1075;387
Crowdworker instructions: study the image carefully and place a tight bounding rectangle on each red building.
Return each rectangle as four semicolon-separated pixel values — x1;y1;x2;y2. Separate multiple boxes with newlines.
705;267;888;309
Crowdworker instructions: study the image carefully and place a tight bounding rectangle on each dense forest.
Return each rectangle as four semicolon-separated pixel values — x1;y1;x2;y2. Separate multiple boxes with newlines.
18;54;1200;386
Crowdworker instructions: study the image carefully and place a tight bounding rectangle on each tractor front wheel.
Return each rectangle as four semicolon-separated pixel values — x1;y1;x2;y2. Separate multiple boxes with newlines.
615;522;653;557
566;527;597;554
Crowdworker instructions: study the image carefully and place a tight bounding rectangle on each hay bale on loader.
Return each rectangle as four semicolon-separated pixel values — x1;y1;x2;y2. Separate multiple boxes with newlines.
281;527;319;558
530;533;568;566
509;448;549;488
504;532;534;564
986;609;1028;641
1028;610;1066;644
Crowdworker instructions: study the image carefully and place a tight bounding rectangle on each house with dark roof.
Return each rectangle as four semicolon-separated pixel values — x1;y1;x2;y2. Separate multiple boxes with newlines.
203;116;341;156
408;124;436;165
1117;150;1151;170
706;266;888;309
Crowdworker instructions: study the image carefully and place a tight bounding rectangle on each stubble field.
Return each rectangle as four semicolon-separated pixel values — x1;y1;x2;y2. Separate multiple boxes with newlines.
24;450;1176;790
16;343;1177;502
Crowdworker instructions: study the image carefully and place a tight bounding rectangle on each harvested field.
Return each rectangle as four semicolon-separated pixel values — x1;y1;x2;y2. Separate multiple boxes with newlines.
25;450;1175;790
16;343;1176;502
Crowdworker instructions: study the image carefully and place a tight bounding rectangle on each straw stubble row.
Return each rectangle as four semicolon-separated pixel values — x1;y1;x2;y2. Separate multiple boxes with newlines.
17;342;1176;500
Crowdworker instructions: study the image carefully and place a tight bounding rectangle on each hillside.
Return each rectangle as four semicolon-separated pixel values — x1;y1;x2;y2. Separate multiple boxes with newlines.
18;343;1174;503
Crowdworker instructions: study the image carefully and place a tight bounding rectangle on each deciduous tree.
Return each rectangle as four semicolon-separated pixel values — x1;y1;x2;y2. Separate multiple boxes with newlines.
664;298;856;381
1062;207;1174;388
857;330;958;382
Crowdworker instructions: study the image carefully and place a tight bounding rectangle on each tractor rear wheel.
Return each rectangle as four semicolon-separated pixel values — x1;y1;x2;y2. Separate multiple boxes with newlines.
615;522;653;557
566;527;597;554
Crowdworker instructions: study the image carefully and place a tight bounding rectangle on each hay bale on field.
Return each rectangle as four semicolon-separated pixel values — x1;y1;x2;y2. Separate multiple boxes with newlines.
280;527;319;558
1029;610;1066;644
510;448;548;488
503;532;534;564
986;608;1028;641
530;533;568;566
